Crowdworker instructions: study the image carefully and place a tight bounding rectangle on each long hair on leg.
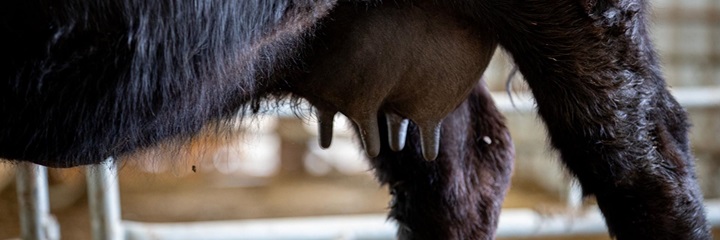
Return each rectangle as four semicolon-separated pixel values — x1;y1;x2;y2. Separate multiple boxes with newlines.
368;84;514;240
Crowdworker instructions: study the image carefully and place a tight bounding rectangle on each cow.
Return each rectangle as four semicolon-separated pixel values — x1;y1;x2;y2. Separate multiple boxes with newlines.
0;0;711;239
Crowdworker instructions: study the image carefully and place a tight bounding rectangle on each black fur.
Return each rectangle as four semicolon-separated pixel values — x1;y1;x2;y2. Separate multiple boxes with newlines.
0;0;333;167
461;0;711;238
0;0;711;239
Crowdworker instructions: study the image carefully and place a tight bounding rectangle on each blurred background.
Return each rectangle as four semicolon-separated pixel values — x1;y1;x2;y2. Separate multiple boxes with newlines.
1;0;718;239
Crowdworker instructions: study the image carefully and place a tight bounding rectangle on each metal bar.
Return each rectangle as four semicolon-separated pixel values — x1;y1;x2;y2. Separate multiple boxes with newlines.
566;180;583;209
121;200;720;240
87;158;124;240
668;87;720;109
15;162;59;240
123;214;397;240
491;86;720;113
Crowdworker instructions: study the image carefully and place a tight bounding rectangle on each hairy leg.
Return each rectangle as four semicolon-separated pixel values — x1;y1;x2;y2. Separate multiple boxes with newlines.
368;85;514;239
452;0;710;239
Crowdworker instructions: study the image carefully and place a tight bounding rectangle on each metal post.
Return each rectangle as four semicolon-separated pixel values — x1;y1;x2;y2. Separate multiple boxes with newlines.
16;162;60;240
87;158;124;240
567;180;583;209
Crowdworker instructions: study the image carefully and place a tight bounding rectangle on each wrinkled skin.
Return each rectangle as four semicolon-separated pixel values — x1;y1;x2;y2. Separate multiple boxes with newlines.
0;0;711;239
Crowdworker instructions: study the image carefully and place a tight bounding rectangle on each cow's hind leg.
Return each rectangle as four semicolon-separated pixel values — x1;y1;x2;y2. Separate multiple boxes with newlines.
528;73;709;240
470;0;712;238
368;84;514;240
530;71;708;240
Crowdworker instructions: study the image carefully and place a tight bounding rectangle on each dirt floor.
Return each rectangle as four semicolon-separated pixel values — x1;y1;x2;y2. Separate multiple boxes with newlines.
1;163;718;240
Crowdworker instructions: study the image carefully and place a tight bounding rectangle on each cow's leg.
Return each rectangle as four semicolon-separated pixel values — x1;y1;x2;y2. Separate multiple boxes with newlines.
367;84;513;240
456;0;711;239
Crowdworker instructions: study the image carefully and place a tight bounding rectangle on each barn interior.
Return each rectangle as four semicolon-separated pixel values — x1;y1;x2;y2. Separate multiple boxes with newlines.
1;0;719;239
